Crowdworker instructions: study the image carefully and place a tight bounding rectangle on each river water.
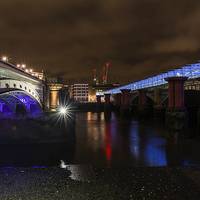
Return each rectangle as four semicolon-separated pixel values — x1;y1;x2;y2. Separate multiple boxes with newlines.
1;112;200;168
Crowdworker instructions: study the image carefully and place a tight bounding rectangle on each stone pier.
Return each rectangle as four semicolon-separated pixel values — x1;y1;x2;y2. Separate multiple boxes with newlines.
115;93;121;114
120;89;132;120
196;78;200;136
137;89;149;120
104;94;111;119
153;88;166;120
165;77;188;139
96;95;103;112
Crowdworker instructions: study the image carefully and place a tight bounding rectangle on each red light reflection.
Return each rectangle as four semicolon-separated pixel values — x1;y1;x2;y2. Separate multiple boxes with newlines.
105;124;112;168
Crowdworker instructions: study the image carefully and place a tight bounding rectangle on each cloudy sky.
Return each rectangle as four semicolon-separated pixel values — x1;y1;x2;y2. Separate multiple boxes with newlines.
1;0;200;85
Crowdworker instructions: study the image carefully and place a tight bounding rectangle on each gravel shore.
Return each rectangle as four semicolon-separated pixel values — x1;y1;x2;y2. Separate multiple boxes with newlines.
1;166;200;199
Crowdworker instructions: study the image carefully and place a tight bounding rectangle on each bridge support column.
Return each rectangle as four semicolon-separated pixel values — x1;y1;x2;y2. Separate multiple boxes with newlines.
165;77;188;139
120;89;132;120
104;94;111;119
115;93;121;114
96;95;103;112
97;96;101;104
137;89;149;120
196;78;200;135
153;89;166;120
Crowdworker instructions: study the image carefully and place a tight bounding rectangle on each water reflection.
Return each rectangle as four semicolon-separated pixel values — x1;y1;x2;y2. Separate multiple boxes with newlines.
74;112;200;168
1;112;200;168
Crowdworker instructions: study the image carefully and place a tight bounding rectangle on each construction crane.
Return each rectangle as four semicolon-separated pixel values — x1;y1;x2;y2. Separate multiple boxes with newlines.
94;63;109;85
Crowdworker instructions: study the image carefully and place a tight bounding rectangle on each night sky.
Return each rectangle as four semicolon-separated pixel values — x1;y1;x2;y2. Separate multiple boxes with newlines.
1;0;200;85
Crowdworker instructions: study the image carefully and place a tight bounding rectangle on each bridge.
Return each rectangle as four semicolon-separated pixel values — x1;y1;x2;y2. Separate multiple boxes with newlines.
0;59;76;144
105;62;200;94
0;59;67;118
101;61;200;139
102;61;200;114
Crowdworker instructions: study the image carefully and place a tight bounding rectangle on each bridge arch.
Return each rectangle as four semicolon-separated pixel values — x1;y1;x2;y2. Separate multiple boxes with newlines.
130;93;154;105
0;78;42;108
162;90;200;106
0;90;43;114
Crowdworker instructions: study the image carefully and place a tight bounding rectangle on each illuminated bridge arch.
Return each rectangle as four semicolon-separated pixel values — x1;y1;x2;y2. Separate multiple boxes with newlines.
0;79;43;113
0;91;43;113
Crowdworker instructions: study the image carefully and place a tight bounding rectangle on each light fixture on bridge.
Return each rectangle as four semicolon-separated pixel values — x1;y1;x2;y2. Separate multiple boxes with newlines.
2;56;8;62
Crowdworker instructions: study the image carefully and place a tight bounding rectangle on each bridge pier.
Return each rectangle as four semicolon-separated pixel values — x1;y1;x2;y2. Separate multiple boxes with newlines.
96;95;103;112
115;93;121;114
153;88;166;120
195;78;200;136
104;94;111;119
137;89;149;120
120;89;132;120
165;77;188;139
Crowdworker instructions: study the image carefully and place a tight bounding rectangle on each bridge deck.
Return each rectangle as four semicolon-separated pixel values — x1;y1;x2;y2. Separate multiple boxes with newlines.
105;62;200;94
0;60;43;86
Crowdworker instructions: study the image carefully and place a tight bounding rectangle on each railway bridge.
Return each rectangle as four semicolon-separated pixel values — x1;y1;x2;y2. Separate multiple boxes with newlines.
102;61;200;138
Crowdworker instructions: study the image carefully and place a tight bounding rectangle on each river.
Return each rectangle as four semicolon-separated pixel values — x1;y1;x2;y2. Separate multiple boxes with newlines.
1;112;200;168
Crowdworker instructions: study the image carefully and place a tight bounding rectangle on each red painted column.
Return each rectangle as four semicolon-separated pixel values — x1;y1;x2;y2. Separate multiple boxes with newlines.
175;80;185;109
120;89;131;106
165;77;188;109
166;80;175;108
116;93;121;105
138;89;147;106
97;96;101;104
105;94;111;105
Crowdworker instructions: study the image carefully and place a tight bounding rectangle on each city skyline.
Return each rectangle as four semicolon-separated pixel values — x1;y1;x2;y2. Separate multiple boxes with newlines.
1;0;200;85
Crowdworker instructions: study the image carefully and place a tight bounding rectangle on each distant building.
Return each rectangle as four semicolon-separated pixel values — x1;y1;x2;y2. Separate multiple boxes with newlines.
92;82;120;95
44;78;69;111
70;84;89;102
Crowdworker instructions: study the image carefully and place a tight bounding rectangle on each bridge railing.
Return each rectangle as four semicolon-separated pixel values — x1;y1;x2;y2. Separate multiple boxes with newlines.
105;63;200;94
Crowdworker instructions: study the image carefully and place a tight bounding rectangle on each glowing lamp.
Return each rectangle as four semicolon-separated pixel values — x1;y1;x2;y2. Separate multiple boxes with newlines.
60;108;66;114
2;57;7;61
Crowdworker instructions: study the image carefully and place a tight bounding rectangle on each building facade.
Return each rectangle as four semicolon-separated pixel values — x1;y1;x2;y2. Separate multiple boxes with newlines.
70;84;89;102
44;78;69;111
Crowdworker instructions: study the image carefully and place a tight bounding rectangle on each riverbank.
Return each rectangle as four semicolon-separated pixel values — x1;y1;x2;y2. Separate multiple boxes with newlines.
1;166;200;199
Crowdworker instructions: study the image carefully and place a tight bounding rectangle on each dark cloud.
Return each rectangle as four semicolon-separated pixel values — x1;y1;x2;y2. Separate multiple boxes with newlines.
1;0;200;85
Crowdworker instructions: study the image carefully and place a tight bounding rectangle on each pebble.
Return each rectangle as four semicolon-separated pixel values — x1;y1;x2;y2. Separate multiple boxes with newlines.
0;166;200;199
